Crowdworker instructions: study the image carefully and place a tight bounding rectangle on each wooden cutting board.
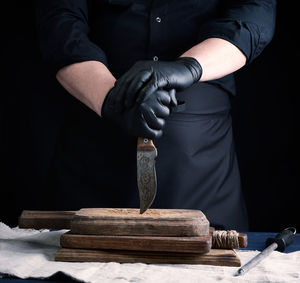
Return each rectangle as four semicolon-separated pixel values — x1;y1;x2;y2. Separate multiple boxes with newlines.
60;232;212;253
70;208;209;237
55;248;241;266
60;231;247;253
19;208;209;237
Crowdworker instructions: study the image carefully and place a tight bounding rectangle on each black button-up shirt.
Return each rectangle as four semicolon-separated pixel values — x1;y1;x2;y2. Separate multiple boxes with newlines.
36;0;276;96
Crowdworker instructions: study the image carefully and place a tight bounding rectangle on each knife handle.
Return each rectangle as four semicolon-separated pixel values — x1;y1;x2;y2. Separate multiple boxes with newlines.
137;137;156;151
265;227;296;252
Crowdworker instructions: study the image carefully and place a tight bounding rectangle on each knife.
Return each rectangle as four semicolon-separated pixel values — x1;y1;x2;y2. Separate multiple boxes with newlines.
137;137;157;214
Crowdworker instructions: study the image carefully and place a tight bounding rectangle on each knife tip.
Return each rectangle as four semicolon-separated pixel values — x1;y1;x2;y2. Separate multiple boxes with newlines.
139;208;147;214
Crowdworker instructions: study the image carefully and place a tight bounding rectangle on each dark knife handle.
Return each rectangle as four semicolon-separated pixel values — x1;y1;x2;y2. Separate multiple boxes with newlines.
137;137;156;151
265;227;296;252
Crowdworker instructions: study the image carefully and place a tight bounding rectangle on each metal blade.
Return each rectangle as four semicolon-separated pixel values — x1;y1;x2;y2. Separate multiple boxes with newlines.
137;138;157;214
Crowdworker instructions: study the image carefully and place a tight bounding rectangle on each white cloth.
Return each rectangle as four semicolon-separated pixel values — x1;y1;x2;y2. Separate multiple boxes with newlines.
0;222;300;283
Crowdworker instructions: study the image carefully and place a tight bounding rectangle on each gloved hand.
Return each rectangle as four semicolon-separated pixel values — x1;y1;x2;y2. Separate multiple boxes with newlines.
112;57;202;108
101;87;177;139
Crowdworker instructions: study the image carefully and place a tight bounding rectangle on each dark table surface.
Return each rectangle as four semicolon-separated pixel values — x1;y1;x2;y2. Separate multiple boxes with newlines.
1;232;300;283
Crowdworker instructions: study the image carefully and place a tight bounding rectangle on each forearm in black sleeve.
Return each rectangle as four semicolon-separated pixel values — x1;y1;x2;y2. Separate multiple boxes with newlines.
197;0;277;63
36;0;108;74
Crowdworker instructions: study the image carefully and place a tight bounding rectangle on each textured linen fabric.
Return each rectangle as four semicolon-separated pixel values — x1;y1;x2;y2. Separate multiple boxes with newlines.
1;223;300;283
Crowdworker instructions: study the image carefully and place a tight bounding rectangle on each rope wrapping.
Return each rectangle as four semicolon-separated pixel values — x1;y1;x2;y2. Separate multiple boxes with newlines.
212;230;239;249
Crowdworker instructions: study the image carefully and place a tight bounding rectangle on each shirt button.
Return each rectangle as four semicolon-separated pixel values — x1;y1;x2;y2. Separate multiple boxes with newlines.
155;17;162;23
153;56;159;61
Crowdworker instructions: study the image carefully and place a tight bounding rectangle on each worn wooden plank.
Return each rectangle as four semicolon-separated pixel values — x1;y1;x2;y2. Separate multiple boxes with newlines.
71;208;210;237
18;210;75;229
60;232;212;253
55;248;241;267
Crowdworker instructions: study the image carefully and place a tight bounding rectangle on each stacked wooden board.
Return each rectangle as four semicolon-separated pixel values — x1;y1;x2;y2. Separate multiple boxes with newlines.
19;208;247;266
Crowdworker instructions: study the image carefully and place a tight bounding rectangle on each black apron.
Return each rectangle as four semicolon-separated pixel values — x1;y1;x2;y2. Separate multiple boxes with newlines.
47;81;248;231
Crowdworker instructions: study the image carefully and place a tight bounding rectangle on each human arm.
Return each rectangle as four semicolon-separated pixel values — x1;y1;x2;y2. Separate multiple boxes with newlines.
56;61;115;116
54;37;245;115
184;0;277;81
111;0;276;106
180;37;246;82
36;0;173;138
56;59;173;138
35;0;112;114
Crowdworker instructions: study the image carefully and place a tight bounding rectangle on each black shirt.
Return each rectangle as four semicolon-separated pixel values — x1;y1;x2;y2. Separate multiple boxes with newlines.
36;0;276;96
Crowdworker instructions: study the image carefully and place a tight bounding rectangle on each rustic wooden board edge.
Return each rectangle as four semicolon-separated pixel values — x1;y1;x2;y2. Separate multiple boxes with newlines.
76;208;208;220
71;208;210;237
60;231;246;252
60;232;212;254
55;248;241;267
70;221;209;237
18;210;75;229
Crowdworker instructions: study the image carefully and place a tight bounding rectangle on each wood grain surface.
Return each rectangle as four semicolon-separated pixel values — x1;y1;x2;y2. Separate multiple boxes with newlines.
60;232;212;253
71;208;209;237
18;210;75;229
60;231;246;252
55;248;241;266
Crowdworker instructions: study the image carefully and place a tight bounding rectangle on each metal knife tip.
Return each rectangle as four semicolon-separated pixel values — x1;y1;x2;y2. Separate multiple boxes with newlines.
140;208;147;214
234;268;245;277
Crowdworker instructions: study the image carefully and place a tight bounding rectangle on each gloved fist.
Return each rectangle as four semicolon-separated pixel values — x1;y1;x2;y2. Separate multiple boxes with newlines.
112;57;202;109
101;87;176;139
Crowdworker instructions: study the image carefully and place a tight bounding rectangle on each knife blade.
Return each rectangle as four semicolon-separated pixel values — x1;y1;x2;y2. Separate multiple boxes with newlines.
137;137;157;214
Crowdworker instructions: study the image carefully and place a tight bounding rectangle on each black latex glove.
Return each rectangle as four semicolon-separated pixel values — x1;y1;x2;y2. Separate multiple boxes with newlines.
112;57;202;109
101;87;176;139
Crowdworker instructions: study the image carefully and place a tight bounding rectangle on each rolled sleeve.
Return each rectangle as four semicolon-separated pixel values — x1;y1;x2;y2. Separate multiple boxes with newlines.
197;0;277;63
36;0;108;74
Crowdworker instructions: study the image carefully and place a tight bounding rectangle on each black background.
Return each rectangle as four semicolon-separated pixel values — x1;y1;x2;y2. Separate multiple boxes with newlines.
1;1;298;232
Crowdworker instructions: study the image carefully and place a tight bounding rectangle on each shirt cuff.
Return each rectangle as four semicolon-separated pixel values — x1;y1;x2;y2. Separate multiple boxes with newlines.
197;19;261;64
40;38;108;75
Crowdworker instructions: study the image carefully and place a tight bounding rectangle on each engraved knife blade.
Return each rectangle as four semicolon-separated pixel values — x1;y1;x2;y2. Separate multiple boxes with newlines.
137;137;157;214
